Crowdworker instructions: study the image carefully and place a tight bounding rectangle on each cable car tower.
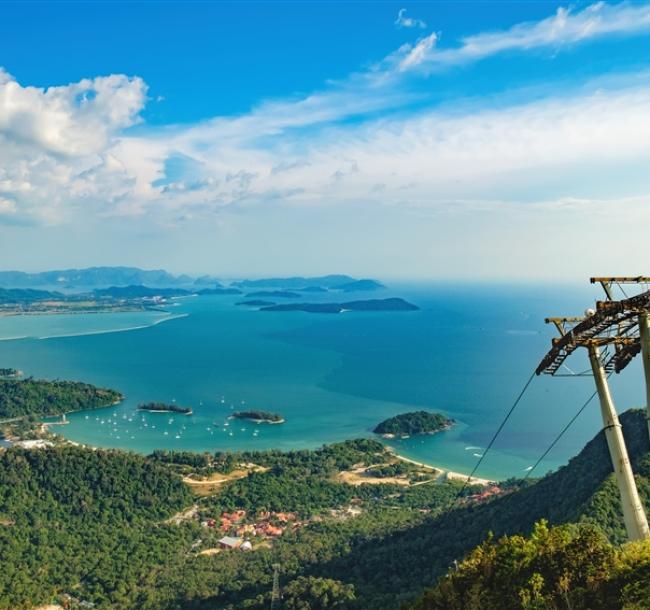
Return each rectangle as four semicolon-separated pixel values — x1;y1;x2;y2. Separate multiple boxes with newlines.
536;276;650;542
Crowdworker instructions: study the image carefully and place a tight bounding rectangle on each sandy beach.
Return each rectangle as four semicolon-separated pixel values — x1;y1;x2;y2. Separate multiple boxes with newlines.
393;453;494;486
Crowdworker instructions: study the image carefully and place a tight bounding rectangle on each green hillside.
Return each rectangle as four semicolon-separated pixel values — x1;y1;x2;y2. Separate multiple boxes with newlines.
0;446;192;609
406;520;650;610
0;410;648;609
299;409;650;609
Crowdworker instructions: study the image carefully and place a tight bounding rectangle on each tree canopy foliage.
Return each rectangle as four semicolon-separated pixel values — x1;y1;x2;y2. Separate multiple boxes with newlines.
406;520;650;610
0;378;122;419
373;411;453;436
0;404;649;610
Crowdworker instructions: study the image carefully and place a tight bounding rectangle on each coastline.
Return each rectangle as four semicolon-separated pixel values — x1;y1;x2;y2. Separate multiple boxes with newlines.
391;452;494;486
37;313;189;340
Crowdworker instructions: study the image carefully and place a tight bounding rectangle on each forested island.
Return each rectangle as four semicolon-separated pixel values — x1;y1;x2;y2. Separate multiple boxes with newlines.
261;297;419;314
198;287;243;295
374;411;454;437
246;290;301;298
138;402;193;415
236;300;276;307
334;279;385;292
231;410;285;423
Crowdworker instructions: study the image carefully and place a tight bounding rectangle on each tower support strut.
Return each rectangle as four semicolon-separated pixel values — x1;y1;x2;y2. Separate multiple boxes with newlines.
637;312;650;443
588;345;650;541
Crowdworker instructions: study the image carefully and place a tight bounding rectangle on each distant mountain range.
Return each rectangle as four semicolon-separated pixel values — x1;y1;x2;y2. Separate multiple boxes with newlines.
334;279;384;292
0;287;64;303
233;275;356;289
0;267;197;289
93;285;192;299
0;268;384;292
234;276;385;292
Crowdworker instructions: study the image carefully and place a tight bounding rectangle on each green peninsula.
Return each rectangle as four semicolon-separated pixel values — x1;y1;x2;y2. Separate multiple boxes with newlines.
0;378;123;419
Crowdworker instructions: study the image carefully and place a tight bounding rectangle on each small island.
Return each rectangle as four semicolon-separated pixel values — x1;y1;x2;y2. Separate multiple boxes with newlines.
333;279;385;292
236;300;277;307
245;290;301;299
137;402;193;415
373;411;454;438
260;298;419;314
197;287;243;295
231;410;285;424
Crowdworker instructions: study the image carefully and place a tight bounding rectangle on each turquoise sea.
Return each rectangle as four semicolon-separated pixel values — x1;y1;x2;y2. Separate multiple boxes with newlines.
0;283;646;480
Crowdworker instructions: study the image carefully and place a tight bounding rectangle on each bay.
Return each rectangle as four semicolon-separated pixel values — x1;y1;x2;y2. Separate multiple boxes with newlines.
0;282;644;480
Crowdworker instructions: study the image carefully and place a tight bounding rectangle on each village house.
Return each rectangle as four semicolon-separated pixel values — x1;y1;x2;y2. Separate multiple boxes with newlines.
218;536;243;550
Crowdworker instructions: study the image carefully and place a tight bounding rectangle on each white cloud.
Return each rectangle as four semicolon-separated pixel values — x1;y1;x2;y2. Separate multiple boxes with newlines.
2;1;650;231
398;2;650;71
0;69;147;223
105;79;650;223
0;196;16;216
398;32;438;71
0;68;146;155
395;8;427;29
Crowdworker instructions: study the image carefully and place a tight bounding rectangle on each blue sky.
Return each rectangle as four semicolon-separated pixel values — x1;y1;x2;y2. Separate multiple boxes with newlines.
1;1;650;279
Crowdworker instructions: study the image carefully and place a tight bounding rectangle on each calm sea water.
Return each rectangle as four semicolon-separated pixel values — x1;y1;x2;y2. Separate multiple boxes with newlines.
0;283;645;480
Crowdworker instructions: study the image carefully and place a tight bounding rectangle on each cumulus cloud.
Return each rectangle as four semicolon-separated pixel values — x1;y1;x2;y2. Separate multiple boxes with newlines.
0;68;146;155
0;69;147;223
395;8;427;29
